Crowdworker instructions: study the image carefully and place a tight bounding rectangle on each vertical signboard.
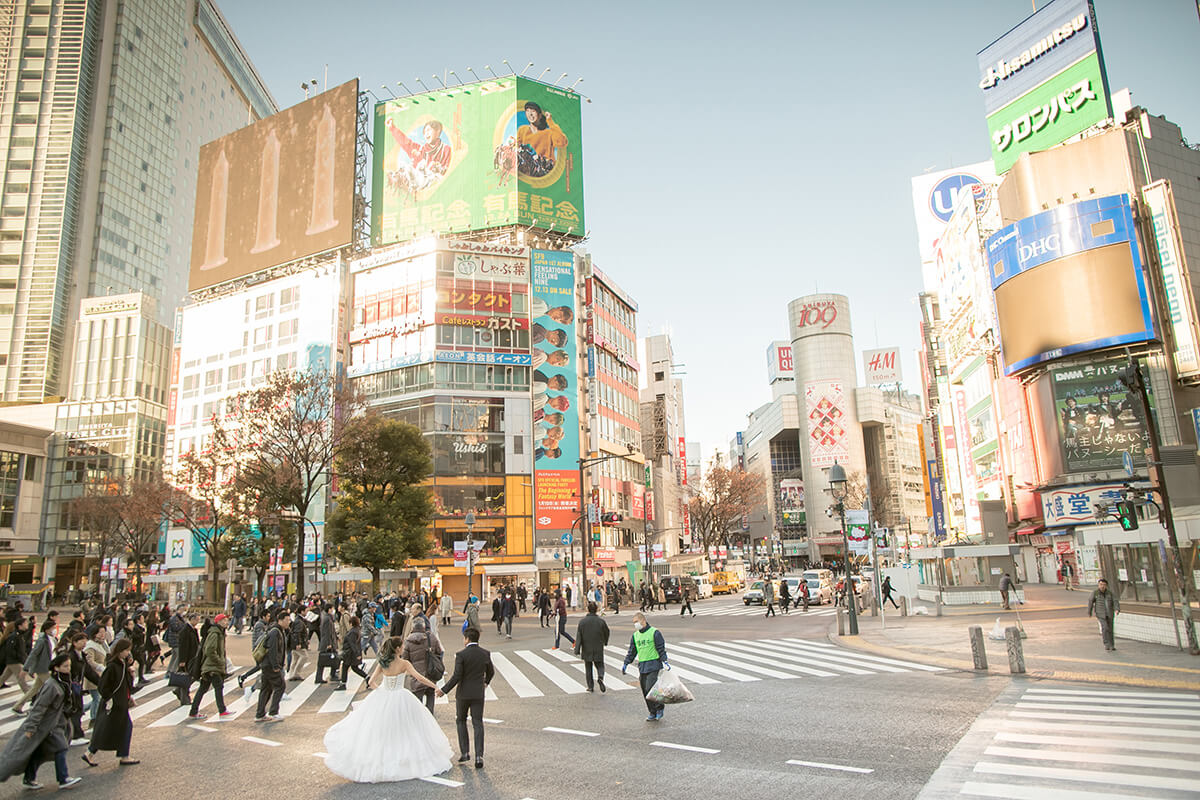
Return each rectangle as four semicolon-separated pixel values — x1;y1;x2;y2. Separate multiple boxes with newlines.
804;380;849;468
766;341;794;384
862;347;902;384
779;478;805;526
911;162;997;273
532;250;579;531
1051;361;1148;473
977;0;1111;173
515;79;585;234
677;437;687;486
919;421;948;541
1143;180;1200;381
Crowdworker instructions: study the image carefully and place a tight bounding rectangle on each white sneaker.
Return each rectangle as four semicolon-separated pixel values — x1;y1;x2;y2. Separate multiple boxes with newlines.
69;737;89;747
281;693;291;701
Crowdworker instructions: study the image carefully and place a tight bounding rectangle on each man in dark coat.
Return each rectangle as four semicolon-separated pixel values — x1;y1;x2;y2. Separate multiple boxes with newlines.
314;605;338;684
254;613;289;722
436;627;494;769
175;613;201;706
574;601;610;692
0;653;78;789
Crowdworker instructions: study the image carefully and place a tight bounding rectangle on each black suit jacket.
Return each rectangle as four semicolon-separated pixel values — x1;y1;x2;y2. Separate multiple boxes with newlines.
440;643;493;701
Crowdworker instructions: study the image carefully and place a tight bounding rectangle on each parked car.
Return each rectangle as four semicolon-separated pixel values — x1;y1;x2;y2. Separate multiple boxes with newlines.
660;575;698;603
695;576;714;599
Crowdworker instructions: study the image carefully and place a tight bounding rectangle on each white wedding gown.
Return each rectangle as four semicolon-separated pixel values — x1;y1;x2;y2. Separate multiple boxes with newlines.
323;673;454;783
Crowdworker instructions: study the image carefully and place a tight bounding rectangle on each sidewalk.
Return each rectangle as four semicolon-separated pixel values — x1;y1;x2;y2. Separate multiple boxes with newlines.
832;583;1200;691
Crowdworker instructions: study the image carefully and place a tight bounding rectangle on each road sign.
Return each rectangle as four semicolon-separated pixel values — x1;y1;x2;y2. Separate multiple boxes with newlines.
561;533;574;545
596;567;605;576
586;559;595;568
1122;450;1134;478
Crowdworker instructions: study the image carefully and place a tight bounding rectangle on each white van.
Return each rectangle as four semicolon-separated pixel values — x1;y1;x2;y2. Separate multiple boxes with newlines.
695;576;714;599
803;568;834;585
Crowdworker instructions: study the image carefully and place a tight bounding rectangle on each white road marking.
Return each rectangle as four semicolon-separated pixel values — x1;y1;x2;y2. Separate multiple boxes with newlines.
1017;693;1200;708
276;672;322;717
983;744;1200;772
1023;687;1200;700
1014;701;1200;717
420;776;465;787
602;646;720;685
318;660;375;714
993;731;1200;754
650;741;720;754
541;648;635;690
543;726;599;737
188;724;217;732
490;652;544;698
974;760;1200;791
1009;709;1200;726
960;780;1151;800
999;718;1200;738
786;759;873;773
483;718;503;724
716;640;844;676
514;650;586;694
312;752;328;758
669;642;795;680
777;638;928;672
241;735;282;747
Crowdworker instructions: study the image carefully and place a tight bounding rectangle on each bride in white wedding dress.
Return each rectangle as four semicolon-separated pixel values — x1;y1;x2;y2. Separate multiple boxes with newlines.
323;635;454;783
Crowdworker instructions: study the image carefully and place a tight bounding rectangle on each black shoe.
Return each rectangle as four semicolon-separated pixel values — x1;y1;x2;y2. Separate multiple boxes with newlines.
333;683;346;691
314;679;326;684
237;676;245;689
598;679;606;693
474;758;483;769
585;686;594;692
458;753;470;763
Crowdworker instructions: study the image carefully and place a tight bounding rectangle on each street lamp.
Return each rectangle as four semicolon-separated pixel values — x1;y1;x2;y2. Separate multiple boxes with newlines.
828;462;859;635
577;446;638;599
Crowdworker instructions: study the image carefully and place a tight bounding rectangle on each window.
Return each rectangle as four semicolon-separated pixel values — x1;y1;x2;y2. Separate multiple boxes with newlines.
227;363;246;389
279;286;299;311
253;325;272;351
181;373;200;398
276;352;297;371
254;293;274;318
277;319;299;345
204;368;222;388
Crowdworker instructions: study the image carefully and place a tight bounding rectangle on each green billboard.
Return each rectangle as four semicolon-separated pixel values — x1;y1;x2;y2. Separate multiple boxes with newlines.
986;52;1109;174
372;77;584;246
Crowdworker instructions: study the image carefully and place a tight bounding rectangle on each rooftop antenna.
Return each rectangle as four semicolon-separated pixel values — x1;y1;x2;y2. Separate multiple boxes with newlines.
466;67;481;82
569;77;584;91
553;72;568;86
520;61;534;76
536;67;551;82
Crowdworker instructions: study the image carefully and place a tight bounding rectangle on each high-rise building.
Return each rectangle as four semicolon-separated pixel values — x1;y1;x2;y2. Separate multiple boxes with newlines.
858;388;929;550
0;0;274;402
638;333;689;571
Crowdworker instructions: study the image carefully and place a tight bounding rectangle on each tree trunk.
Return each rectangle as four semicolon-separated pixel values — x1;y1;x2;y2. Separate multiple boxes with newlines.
371;566;380;596
294;513;307;599
256;568;266;598
208;556;219;603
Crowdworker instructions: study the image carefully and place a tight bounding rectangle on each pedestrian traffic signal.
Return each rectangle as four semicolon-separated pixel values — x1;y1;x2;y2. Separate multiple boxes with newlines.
563;556;572;569
1115;501;1139;531
320;561;328;575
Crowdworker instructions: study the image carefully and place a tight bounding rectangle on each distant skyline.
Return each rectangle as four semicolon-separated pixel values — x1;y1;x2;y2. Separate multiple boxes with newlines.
219;0;1200;462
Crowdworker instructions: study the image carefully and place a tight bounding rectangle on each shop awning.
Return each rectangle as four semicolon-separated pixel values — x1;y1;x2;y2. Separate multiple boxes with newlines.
1014;525;1044;537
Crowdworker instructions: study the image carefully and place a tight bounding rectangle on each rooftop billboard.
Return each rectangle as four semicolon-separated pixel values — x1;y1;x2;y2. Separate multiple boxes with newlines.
986;193;1154;375
977;0;1110;173
189;79;358;291
372;78;584;246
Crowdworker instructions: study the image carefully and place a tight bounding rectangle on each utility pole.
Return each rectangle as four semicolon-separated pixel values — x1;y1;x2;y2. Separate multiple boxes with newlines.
1125;358;1199;654
465;511;476;607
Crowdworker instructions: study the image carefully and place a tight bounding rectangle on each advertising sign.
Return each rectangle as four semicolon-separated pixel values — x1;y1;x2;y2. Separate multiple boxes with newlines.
862;347;902;384
987;194;1153;375
190;80;358;291
678;438;688;486
766;341;794;384
790;294;851;339
977;0;1110;173
910;162;996;270
920;421;948;541
532;250;579;531
1143;181;1200;381
779;478;805;526
1051;361;1148;473
804;381;849;468
372;78;584;246
1040;483;1125;527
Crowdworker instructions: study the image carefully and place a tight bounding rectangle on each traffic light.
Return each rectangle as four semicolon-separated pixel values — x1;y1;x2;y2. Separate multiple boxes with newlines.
563;556;572;570
1115;501;1139;531
320;561;328;575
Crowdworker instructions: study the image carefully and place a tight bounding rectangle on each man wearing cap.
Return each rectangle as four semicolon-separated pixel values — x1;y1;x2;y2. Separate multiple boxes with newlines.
188;614;232;720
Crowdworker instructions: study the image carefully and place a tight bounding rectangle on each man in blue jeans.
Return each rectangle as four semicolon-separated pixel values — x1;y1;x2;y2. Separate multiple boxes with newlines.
622;611;669;721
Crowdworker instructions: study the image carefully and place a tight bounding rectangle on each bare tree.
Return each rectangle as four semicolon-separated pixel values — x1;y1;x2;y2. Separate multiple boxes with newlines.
687;457;766;571
228;370;365;597
72;476;171;593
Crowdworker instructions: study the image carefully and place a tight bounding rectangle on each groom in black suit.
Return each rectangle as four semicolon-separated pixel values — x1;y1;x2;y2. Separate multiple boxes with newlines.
436;626;494;769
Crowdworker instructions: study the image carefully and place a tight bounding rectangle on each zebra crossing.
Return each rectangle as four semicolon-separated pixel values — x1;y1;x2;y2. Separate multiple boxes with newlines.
0;637;939;736
640;598;840;618
918;683;1200;799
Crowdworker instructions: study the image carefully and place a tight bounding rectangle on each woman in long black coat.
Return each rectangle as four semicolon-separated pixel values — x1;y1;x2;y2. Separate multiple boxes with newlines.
0;653;80;789
81;639;140;767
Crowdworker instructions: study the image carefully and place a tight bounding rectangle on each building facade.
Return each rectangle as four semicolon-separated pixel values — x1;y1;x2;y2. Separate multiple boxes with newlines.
638;333;689;571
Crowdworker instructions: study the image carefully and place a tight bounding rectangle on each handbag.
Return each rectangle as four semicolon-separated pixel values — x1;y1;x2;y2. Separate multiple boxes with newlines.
425;633;445;681
318;651;340;670
167;670;192;689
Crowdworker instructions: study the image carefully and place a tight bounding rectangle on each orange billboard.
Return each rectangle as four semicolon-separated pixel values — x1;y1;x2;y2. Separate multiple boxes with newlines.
189;79;358;291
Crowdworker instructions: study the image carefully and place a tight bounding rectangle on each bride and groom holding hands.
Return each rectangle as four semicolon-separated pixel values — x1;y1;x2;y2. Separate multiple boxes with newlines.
322;626;494;783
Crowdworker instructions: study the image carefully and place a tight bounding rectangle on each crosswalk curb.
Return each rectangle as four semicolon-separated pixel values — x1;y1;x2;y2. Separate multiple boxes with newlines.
824;623;974;672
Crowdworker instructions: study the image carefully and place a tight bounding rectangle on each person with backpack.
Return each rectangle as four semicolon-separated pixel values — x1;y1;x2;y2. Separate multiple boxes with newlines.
314;605;339;685
400;617;443;714
12;619;56;715
237;610;270;696
254;612;289;722
334;616;369;691
164;607;187;675
0;618;30;696
187;614;231;720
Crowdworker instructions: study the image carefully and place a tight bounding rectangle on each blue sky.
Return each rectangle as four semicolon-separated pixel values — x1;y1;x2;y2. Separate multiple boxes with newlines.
220;0;1200;463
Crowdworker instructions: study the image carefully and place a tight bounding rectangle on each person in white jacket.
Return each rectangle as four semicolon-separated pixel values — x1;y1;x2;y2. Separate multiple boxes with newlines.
439;594;453;626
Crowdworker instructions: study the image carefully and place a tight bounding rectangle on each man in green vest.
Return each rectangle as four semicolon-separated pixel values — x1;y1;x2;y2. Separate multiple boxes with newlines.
621;611;669;721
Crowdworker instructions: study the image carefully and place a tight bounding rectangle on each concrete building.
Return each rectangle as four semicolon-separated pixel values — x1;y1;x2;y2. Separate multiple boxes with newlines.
639;333;689;572
0;0;273;402
0;419;51;586
858;388;929;552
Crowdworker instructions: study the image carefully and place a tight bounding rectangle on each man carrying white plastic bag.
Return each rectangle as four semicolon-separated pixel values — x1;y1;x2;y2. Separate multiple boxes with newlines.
622;612;691;720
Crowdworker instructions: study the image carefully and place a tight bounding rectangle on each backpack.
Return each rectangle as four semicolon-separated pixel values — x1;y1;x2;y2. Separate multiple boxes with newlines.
425;632;445;681
252;630;270;664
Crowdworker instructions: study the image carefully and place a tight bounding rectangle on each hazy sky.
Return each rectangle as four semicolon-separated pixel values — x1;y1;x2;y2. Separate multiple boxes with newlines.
220;0;1200;463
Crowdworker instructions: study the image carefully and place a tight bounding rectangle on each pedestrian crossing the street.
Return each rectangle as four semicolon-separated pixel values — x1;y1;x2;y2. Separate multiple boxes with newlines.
0;637;939;737
640;600;840;618
918;684;1200;799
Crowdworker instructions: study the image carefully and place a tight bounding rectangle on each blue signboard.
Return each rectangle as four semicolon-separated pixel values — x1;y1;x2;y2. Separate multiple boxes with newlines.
986;193;1154;375
435;350;532;366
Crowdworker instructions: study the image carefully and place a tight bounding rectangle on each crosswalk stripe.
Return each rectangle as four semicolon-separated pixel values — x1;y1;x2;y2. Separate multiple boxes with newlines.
1018;693;1200;708
1024;687;1200;700
491;652;544;698
973;760;1200;792
277;674;322;717
682;640;832;678
318;660;375;714
1010;709;1200;726
778;638;942;672
1015;701;1200;717
994;731;1200;754
667;642;787;681
713;640;839;677
733;640;874;676
541;648;635;691
514;650;586;694
602;646;720;686
983;744;1200;772
960;780;1151;800
999;718;1200;738
762;639;908;674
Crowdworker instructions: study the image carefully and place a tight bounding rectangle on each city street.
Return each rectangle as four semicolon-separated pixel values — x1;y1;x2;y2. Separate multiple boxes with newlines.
2;596;1197;797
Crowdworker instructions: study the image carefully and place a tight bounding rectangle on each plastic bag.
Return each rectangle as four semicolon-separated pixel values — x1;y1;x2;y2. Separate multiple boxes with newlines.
645;668;694;705
987;618;1006;640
